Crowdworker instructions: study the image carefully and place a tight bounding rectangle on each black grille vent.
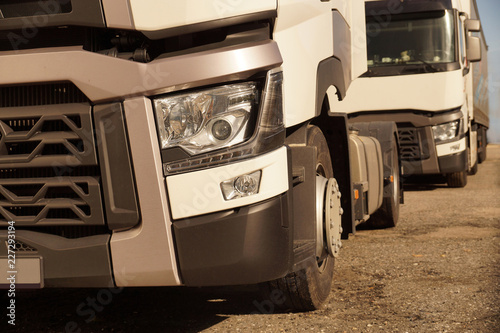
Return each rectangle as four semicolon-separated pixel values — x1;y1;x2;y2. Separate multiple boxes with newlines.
0;166;100;179
6;118;39;131
22;226;108;239
398;128;422;161
0;83;88;108
7;240;37;252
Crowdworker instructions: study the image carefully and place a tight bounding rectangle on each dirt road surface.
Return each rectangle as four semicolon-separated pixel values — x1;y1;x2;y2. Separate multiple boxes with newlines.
3;145;500;333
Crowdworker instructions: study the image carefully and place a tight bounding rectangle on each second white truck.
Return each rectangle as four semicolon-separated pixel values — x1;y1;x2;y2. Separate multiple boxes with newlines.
334;0;489;187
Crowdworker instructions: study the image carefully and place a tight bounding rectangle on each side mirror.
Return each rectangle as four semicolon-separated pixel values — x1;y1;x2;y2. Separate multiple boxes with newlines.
466;36;482;62
465;19;481;32
465;19;482;62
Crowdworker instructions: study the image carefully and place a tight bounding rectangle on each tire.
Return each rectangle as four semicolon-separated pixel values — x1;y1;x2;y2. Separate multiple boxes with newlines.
261;126;335;311
366;136;400;229
478;148;487;164
478;127;487;164
446;170;468;188
469;158;478;175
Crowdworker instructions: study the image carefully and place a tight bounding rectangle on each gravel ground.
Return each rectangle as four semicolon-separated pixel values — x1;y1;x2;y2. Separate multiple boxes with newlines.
3;145;499;333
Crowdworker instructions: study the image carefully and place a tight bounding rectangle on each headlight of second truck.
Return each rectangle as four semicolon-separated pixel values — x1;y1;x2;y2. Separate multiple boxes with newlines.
432;120;460;142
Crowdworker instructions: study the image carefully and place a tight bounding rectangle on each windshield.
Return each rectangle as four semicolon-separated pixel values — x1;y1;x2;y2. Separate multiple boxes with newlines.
367;11;456;68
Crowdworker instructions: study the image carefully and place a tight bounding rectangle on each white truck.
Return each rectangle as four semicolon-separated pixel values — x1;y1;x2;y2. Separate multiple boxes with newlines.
333;0;489;188
0;0;400;310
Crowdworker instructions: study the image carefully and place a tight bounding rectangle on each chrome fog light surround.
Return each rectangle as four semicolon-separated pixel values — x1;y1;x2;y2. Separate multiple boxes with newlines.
220;170;262;201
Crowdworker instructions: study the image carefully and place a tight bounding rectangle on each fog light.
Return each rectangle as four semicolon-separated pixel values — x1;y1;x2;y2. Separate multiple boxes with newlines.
221;171;262;201
211;119;232;141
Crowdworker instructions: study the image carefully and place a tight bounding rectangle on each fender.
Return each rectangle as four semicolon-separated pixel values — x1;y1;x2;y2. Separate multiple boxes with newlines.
316;57;346;117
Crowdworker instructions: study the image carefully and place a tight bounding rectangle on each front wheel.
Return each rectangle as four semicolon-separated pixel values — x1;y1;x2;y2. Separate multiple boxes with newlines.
367;136;400;229
446;170;468;188
261;126;341;311
478;126;487;164
469;158;478;175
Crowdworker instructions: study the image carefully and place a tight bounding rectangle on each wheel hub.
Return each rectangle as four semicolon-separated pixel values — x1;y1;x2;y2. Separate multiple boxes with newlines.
325;178;343;257
316;176;343;258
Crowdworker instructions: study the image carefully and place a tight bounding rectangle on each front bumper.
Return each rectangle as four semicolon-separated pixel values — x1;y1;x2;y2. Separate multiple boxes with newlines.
347;110;467;176
437;148;468;174
173;193;292;286
401;135;467;176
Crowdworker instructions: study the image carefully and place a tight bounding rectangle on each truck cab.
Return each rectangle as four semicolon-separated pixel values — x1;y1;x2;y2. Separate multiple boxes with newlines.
333;0;489;187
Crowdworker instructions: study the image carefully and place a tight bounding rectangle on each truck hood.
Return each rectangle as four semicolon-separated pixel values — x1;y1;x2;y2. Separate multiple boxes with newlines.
333;69;465;114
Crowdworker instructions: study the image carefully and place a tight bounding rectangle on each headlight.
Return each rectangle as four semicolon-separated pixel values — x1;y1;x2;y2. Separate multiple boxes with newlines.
154;82;259;155
432;120;459;142
160;70;284;175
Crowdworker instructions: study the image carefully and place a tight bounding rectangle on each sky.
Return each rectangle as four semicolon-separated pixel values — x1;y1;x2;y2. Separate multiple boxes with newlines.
476;0;500;143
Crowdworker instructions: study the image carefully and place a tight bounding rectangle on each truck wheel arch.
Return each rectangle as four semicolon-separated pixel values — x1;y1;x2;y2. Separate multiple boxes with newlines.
315;57;346;117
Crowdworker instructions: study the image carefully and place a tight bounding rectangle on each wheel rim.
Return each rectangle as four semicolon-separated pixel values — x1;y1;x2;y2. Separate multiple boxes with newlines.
315;175;328;260
315;176;343;261
325;178;343;258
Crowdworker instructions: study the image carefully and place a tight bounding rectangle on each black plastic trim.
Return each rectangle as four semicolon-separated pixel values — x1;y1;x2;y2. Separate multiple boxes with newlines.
173;193;292;286
0;231;113;287
438;149;467;173
348;108;463;128
316;57;346;116
94;103;140;231
366;0;452;15
0;0;105;30
142;10;277;40
161;147;191;163
402;160;423;175
363;62;461;77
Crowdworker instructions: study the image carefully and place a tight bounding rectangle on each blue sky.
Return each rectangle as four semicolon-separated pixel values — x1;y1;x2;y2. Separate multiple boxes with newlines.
476;0;500;143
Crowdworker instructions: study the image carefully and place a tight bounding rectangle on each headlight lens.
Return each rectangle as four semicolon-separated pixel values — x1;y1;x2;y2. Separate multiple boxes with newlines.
161;70;284;175
154;83;259;155
432;120;459;142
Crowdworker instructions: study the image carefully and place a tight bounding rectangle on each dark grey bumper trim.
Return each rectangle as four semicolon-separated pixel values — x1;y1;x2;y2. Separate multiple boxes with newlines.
0;231;113;288
94;103;140;231
438;150;468;174
173;193;292;286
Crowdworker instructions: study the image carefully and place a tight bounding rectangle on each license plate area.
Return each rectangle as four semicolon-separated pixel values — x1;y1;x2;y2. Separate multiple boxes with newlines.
0;257;43;289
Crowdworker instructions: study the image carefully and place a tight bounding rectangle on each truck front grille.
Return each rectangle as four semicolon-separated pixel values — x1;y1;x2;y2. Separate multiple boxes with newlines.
0;105;96;166
398;128;422;161
0;83;88;108
0;176;104;226
0;83;108;237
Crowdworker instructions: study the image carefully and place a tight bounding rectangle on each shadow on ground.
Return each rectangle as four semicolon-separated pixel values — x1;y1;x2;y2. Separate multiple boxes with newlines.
3;285;267;333
402;174;449;191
